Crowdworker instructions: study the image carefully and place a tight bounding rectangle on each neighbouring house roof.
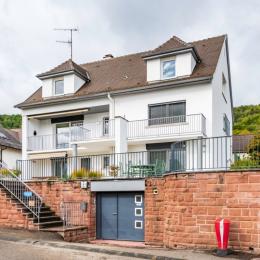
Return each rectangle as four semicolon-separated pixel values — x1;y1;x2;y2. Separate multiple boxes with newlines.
16;34;226;109
0;126;22;150
232;134;255;153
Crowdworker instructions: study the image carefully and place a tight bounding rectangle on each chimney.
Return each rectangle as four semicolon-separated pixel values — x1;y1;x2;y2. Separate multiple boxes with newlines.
103;54;114;59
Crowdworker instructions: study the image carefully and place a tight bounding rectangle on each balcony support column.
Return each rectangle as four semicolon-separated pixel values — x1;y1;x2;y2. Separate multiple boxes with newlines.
72;144;78;172
22;114;28;160
114;116;128;153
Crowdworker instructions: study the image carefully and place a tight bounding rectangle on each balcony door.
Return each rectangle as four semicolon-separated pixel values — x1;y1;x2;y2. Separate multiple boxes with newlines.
56;121;83;148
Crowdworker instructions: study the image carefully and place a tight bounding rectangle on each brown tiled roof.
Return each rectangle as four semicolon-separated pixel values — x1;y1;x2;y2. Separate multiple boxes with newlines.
37;59;89;80
17;35;226;108
145;35;194;57
0;126;22;150
233;134;254;153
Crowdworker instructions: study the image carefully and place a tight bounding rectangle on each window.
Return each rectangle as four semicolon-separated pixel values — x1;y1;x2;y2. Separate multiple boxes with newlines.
135;208;143;217
56;121;83;148
51;158;67;178
171;141;186;171
223;114;230;136
222;73;227;103
103;117;109;135
135;195;142;204
54;80;64;95
103;156;110;168
135;220;143;229
56;123;70;149
149;101;186;125
81;158;91;170
161;60;176;79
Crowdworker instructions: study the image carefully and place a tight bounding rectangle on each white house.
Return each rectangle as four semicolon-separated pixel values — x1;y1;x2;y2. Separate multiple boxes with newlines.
16;34;233;178
0;126;22;169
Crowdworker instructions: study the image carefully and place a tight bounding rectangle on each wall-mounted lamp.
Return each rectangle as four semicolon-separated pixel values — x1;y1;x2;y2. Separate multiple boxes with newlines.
152;187;158;195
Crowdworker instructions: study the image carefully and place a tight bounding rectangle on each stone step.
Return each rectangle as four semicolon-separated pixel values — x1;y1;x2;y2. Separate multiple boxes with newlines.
35;220;64;228
30;215;62;223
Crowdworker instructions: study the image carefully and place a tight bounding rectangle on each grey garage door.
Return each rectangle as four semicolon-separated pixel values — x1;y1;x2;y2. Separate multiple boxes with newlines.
96;192;144;241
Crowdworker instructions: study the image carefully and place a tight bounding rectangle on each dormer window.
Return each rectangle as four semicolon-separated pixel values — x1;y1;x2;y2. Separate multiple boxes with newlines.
161;59;176;79
54;80;64;95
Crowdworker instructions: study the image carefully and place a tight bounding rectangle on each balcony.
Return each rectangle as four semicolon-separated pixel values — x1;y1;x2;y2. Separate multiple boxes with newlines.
127;114;206;140
27;120;115;152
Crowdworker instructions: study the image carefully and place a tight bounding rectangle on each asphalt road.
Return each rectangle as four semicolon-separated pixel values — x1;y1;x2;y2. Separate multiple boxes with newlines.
0;240;143;260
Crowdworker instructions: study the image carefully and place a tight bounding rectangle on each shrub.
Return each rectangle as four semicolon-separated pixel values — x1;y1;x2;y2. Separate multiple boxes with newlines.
0;168;21;177
70;168;102;180
0;168;10;176
231;158;260;169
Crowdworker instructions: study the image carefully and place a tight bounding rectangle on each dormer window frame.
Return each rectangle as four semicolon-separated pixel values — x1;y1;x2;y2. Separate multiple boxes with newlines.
53;78;64;96
160;57;176;80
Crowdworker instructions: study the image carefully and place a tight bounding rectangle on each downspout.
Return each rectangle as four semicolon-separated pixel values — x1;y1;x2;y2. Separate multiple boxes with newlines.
107;93;115;119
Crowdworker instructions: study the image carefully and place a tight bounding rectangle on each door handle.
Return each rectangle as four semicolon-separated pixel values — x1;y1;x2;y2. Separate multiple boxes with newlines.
112;212;118;215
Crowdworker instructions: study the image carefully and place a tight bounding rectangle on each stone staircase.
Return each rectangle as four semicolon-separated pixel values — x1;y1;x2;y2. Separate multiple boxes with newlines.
0;162;63;230
0;184;63;230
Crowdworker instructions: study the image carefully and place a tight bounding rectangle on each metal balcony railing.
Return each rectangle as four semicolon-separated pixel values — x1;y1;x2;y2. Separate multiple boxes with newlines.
27;120;115;152
127;114;206;139
19;135;260;181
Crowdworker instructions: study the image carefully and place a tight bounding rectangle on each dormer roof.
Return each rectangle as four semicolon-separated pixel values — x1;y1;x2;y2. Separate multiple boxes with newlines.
36;59;90;81
143;35;200;62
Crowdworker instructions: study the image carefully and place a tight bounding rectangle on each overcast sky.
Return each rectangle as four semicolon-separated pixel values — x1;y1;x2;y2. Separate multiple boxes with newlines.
0;0;259;113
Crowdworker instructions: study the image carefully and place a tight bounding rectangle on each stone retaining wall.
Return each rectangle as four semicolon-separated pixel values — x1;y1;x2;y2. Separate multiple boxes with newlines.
145;171;260;253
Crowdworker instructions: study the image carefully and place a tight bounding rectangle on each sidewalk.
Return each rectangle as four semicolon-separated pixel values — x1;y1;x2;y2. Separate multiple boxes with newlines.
0;228;258;260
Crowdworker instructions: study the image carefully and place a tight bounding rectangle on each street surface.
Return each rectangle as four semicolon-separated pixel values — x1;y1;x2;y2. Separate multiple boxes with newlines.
0;240;139;260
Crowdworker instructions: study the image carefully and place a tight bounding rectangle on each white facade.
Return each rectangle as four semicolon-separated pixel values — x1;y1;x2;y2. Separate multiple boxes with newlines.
147;52;196;82
1;148;21;169
18;36;233;178
42;74;85;98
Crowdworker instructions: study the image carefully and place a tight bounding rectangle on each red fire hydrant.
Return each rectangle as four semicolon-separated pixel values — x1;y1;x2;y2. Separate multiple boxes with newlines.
215;218;230;256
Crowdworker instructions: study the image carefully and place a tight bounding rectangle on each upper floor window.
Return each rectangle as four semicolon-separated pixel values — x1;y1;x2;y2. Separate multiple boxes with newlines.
223;114;230;136
149;101;186;125
161;59;176;79
54;80;64;95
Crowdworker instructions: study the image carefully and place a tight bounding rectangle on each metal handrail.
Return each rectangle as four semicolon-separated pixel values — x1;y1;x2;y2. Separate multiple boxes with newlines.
0;161;43;221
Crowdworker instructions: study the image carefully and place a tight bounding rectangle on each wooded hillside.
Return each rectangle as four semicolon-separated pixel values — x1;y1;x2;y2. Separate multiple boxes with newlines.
233;104;260;135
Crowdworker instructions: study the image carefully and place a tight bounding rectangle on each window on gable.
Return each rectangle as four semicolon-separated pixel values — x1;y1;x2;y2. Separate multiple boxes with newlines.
223;114;230;136
54;80;64;95
161;60;176;79
222;73;228;103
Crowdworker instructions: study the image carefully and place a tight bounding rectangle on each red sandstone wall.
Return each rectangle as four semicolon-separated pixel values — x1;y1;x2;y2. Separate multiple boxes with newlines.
27;181;96;240
145;171;260;253
0;190;35;230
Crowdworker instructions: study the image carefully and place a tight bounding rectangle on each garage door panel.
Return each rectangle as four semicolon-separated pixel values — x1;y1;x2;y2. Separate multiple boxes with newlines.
100;193;118;240
97;192;144;241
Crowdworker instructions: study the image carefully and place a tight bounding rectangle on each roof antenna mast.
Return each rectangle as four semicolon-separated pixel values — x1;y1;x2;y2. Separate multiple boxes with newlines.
54;27;79;60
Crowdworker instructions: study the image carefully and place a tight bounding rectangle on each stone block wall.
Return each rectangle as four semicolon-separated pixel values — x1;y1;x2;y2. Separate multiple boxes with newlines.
145;171;260;253
0;190;35;230
27;180;96;240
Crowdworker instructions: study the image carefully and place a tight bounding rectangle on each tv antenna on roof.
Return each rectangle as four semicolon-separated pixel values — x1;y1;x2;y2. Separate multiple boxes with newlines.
54;27;79;60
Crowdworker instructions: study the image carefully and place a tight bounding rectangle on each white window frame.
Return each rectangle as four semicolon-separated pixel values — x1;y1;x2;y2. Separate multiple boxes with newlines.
135;208;143;217
135;195;143;204
53;78;64;96
160;57;176;80
135;220;143;229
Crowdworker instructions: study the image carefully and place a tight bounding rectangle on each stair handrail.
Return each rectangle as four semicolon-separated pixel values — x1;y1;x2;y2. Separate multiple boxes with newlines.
0;161;43;219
